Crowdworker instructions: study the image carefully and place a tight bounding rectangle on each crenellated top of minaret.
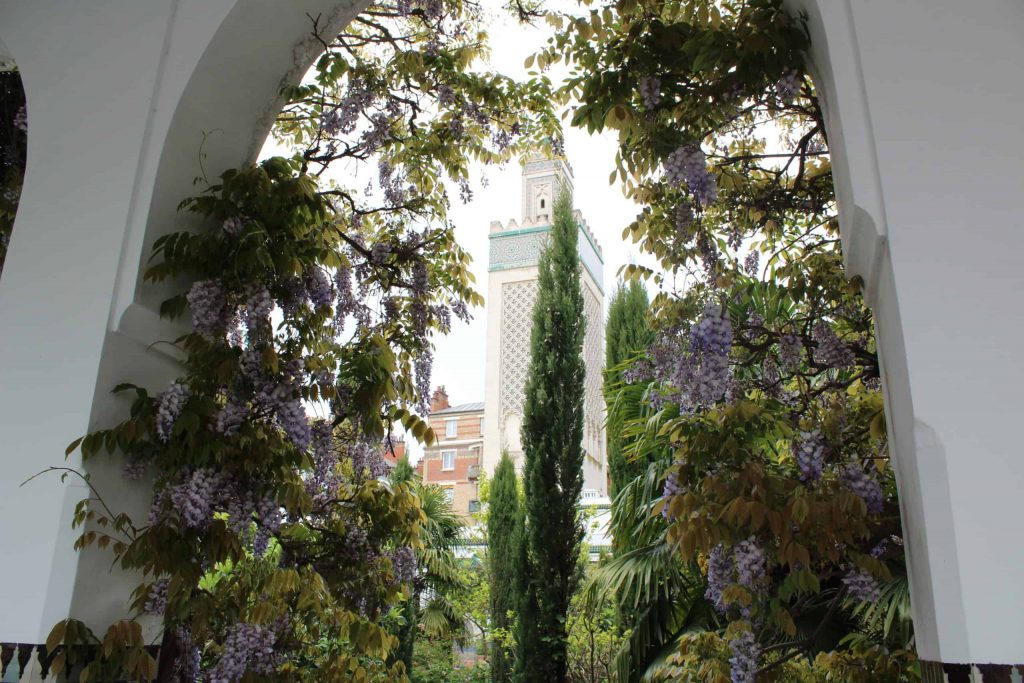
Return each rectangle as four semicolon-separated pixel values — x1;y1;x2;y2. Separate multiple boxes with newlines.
488;152;604;292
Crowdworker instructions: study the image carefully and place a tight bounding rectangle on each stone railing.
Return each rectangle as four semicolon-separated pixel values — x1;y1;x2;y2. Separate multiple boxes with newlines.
1;644;57;682
920;662;1022;683
1;643;159;682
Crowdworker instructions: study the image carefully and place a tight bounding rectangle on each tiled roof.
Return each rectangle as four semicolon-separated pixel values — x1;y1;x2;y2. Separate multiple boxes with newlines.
432;402;485;415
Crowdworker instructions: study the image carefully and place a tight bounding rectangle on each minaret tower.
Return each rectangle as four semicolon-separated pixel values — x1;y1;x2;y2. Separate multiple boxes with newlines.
482;154;607;495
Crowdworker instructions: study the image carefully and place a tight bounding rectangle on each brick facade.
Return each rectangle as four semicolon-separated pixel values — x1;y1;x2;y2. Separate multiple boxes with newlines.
417;388;484;521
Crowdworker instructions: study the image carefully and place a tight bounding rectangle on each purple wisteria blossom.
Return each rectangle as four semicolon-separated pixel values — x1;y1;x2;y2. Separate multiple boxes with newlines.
743;251;759;277
276;399;311;451
222;216;246;236
122;457;148;481
144;578;168;615
157;381;190;442
661;469;682;519
13;106;27;132
216;397;248;437
705;544;734;614
776;70;802;102
778;333;803;371
794;430;825;483
734;537;766;589
305;267;333;310
728;629;760;683
664;144;717;207
637;302;734;412
173;627;200;682
349;441;388;480
813;321;854;369
279;277;309;317
187;280;229;340
208;621;282;682
169;469;227;529
840;462;884;513
638;76;661;110
842;566;881;602
243;285;273;333
388;546;416;584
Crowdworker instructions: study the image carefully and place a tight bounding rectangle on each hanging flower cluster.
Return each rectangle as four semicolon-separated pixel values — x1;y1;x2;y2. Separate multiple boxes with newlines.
549;0;909;678
47;0;563;675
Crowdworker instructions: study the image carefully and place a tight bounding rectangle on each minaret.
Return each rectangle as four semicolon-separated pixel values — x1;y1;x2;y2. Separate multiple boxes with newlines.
482;154;608;495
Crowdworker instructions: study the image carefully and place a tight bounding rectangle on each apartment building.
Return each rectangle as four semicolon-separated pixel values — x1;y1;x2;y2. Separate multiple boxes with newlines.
417;387;484;521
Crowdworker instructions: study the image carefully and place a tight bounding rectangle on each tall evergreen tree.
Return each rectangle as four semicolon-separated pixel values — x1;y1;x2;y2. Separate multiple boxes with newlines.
604;281;654;496
488;453;521;683
516;189;586;683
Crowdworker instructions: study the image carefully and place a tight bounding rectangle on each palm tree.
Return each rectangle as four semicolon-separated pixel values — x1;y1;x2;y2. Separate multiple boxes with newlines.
391;459;468;677
583;462;714;682
585;379;716;682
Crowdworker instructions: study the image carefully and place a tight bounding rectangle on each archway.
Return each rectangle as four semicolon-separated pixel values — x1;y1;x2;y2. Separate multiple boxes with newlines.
0;0;368;653
788;0;1024;672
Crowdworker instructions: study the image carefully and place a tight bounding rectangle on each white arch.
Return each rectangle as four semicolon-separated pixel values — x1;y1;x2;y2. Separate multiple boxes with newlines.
788;0;1024;668
0;0;368;644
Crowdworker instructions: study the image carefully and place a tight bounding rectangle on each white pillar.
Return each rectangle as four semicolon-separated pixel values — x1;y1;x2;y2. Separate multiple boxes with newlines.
790;0;1024;666
0;0;366;645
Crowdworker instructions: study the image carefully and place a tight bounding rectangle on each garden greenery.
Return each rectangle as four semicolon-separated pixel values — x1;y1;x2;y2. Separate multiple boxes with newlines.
19;0;925;680
542;0;916;679
45;0;559;680
0;65;26;275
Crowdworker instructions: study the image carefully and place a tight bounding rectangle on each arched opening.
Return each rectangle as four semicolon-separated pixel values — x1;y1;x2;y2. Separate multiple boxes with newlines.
787;0;1024;670
0;0;564;678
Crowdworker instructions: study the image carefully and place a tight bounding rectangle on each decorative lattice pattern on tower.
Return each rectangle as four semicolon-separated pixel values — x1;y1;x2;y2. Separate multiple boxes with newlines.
583;287;604;446
499;278;604;450
489;231;549;270
499;280;539;418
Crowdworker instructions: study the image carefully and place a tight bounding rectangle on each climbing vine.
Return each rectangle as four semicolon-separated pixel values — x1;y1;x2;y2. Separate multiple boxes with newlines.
0;63;26;274
544;0;916;679
44;1;558;681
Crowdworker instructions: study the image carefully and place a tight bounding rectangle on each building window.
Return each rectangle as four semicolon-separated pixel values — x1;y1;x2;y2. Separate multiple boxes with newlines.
445;419;458;439
442;450;456;471
479;416;485;435
442;487;454;503
540;198;546;209
468;500;481;513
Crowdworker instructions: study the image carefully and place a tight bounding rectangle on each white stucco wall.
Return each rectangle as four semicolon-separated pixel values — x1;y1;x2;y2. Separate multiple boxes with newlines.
788;0;1024;665
0;0;367;643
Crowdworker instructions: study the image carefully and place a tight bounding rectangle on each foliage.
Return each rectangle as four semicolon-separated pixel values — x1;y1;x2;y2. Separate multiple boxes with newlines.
45;0;560;679
542;0;916;679
517;190;587;683
452;555;494;657
410;483;467;642
0;66;26;275
391;470;468;678
487;453;522;683
411;637;490;683
584;458;712;682
565;578;626;683
605;280;655;497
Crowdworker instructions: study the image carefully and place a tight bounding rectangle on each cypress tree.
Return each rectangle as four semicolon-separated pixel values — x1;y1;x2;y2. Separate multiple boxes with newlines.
488;453;521;683
604;280;654;496
516;189;586;683
390;455;416;674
